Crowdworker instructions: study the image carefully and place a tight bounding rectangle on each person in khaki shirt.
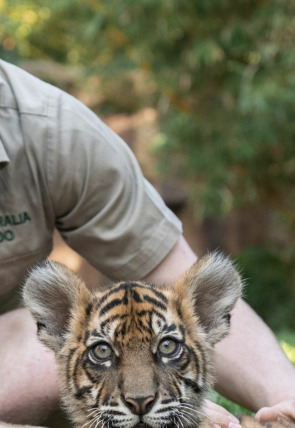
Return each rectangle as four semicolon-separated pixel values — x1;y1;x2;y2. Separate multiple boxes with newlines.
0;60;294;428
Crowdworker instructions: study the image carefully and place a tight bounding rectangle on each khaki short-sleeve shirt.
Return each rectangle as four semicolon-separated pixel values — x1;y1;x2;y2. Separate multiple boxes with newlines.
0;60;182;309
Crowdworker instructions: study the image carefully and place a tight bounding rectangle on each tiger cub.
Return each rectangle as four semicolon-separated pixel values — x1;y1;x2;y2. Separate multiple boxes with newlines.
23;254;291;428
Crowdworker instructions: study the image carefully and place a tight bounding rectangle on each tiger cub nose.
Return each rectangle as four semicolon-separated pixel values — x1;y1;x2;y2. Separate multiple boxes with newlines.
124;395;155;415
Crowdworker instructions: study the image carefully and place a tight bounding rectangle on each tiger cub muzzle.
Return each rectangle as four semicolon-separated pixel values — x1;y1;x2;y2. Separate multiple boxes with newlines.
23;253;243;428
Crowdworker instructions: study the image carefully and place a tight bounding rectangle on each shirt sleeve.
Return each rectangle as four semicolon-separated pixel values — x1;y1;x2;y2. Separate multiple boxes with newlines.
46;90;182;281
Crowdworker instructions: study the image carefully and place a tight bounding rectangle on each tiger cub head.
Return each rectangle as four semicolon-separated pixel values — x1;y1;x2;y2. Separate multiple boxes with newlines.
23;253;242;428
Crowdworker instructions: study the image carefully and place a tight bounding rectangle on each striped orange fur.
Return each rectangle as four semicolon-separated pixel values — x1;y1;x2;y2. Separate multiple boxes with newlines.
23;254;292;428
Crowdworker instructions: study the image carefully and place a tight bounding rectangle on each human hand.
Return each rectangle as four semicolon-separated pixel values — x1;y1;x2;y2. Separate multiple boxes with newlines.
256;400;295;422
204;399;241;428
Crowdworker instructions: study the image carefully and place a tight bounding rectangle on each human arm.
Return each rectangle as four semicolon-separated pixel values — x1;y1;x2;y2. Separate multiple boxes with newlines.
256;401;295;422
0;308;59;427
144;236;295;423
214;299;295;419
46;90;182;282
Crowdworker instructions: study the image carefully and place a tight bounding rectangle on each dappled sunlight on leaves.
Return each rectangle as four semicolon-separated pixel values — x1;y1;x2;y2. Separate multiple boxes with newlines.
280;341;295;365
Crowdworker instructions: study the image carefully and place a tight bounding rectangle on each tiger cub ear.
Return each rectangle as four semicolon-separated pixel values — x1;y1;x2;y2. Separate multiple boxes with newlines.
175;253;243;346
23;261;90;353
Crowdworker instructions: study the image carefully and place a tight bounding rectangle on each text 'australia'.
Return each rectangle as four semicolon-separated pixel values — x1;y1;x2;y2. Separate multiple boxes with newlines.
0;212;31;228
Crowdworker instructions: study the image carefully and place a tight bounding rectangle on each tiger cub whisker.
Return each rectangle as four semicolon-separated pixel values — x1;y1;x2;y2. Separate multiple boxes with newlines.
23;253;294;428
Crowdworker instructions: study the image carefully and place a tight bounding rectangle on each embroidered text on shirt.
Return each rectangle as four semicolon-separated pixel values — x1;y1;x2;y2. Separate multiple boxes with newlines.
0;212;31;243
0;212;31;227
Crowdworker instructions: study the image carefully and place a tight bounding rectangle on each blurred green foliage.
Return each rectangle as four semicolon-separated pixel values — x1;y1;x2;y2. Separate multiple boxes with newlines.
1;0;294;328
1;0;295;220
210;389;254;417
1;0;294;223
237;246;295;330
1;3;295;414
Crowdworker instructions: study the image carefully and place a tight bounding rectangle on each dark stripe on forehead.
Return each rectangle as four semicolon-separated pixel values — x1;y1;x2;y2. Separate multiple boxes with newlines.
98;288;146;316
91;329;105;339
138;308;166;323
136;309;149;317
175;298;183;320
149;286;168;304
143;294;166;311
113;316;152;340
152;309;166;322
136;317;152;334
99;298;125;317
99;289;167;318
96;282;151;310
85;302;93;318
114;319;127;340
100;313;128;334
131;288;143;302
165;323;177;333
123;290;129;305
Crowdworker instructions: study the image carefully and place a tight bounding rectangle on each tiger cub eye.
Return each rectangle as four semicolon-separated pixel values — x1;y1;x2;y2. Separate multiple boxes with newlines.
158;338;180;357
91;343;112;361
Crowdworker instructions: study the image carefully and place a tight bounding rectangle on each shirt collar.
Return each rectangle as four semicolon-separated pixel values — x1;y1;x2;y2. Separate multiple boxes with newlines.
0;138;10;169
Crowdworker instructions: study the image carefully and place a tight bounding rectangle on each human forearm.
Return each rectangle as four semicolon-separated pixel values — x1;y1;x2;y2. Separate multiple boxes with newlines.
214;299;295;411
0;309;60;426
143;235;197;286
